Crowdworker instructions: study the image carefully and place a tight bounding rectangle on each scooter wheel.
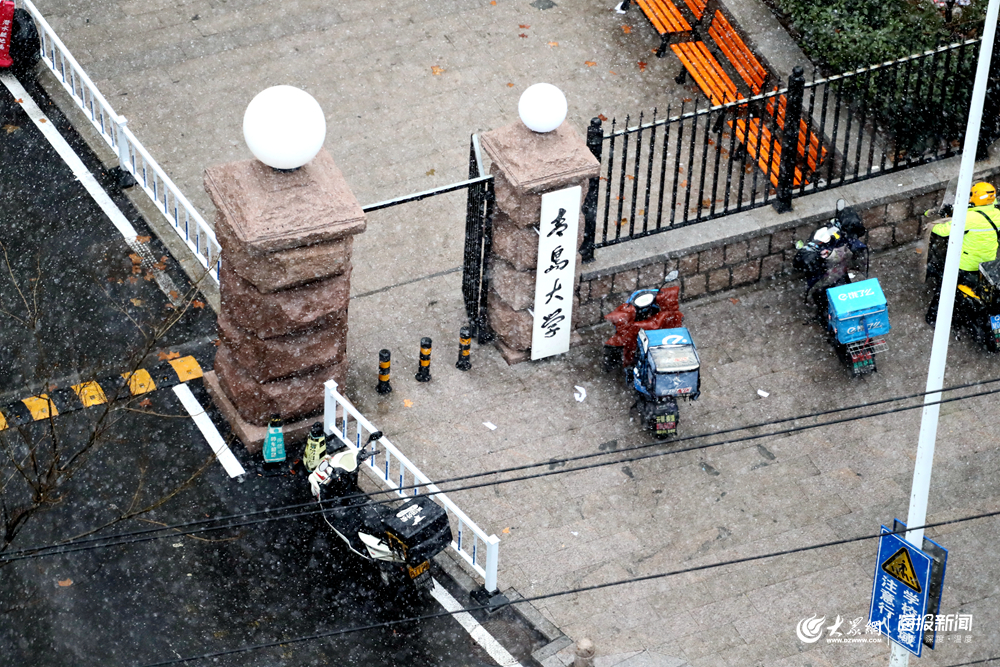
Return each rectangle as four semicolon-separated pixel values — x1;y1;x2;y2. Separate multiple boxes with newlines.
602;345;623;373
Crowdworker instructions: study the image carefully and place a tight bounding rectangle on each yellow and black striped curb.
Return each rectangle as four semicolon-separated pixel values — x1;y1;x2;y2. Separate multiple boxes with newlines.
0;355;211;431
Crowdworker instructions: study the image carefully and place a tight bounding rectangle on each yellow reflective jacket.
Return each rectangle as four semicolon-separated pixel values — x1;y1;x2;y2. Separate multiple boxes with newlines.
932;204;1000;272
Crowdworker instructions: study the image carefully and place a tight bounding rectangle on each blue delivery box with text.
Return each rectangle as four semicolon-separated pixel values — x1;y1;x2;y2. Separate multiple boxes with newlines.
827;278;891;344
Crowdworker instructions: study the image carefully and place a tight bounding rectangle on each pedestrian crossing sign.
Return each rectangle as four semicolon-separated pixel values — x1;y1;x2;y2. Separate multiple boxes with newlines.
881;546;922;592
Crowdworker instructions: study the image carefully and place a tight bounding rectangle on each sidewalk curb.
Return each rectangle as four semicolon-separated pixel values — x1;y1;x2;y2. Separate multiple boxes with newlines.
433;548;572;666
507;588;575;665
33;64;221;313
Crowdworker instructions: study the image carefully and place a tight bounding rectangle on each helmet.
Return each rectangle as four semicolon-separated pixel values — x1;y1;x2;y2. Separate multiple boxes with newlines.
970;182;996;207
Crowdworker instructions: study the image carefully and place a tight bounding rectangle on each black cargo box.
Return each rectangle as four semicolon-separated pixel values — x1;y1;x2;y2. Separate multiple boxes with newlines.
382;496;452;566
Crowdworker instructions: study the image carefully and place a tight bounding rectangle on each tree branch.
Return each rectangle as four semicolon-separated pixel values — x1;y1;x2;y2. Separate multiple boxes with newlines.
57;453;217;545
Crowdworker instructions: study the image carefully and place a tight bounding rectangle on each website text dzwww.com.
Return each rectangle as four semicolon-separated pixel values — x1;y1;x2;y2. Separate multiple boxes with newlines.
827;637;886;643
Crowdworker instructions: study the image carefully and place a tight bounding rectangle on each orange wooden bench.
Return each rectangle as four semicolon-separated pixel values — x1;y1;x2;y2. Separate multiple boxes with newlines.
707;10;767;94
765;95;828;172
728;119;806;188
682;0;707;21
670;41;740;106
664;5;821;190
628;0;693;57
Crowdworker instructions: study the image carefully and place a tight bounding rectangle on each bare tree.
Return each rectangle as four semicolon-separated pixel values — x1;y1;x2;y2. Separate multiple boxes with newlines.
0;238;219;555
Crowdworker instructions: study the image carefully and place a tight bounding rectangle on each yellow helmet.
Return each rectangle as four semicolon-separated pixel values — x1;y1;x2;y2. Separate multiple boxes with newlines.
970;182;996;207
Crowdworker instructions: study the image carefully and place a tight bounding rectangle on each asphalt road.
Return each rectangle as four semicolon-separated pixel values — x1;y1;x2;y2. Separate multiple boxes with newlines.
0;74;542;667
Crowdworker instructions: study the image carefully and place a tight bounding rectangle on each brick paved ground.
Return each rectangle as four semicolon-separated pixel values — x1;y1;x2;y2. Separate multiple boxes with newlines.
28;0;1000;664
342;243;1000;666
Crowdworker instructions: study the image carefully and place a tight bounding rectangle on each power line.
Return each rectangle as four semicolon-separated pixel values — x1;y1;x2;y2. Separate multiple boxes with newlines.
11;382;1000;562
347;373;993;496
7;380;1000;562
136;508;1000;666
371;374;1000;497
6;378;1000;563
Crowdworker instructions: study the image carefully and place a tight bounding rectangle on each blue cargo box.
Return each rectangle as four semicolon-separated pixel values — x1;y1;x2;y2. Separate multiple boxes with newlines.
635;328;701;398
826;278;891;344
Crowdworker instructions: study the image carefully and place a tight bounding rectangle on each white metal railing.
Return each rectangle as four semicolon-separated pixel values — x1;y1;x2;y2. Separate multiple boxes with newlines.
14;0;221;282
323;380;500;592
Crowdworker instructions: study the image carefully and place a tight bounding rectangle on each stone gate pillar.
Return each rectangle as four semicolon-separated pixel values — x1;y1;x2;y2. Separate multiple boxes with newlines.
480;121;600;363
203;149;365;450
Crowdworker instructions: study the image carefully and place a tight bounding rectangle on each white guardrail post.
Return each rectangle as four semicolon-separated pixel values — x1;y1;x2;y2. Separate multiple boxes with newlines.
15;0;221;283
113;116;131;175
323;379;339;436
484;534;500;593
323;380;500;593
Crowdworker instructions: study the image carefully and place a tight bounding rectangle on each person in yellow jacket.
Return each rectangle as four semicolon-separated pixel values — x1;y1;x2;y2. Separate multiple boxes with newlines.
926;182;1000;324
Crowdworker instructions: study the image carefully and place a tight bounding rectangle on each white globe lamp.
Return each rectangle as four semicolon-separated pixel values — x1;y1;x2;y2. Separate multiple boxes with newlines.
243;85;326;170
518;83;567;133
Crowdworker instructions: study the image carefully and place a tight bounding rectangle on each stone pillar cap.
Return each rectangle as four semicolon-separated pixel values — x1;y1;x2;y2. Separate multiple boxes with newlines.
204;148;365;253
480;120;600;194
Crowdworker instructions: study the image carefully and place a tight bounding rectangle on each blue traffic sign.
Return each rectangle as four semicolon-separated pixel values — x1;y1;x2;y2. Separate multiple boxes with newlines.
869;527;932;657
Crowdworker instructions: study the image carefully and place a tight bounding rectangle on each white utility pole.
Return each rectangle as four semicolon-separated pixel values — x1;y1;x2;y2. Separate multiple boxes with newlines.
889;2;1000;665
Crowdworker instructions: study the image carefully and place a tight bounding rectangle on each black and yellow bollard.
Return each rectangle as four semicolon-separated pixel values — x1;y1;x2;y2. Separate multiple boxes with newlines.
456;326;472;371
376;349;392;394
415;337;432;382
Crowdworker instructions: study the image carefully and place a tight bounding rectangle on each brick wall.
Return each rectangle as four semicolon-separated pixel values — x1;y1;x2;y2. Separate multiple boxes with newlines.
574;190;944;329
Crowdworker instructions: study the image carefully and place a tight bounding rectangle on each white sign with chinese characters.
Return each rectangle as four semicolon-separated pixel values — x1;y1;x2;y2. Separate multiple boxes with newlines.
531;185;581;360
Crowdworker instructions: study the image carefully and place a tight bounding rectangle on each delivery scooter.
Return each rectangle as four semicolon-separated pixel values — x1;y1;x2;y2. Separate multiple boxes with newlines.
307;430;452;592
793;199;890;375
924;229;1000;352
603;287;700;437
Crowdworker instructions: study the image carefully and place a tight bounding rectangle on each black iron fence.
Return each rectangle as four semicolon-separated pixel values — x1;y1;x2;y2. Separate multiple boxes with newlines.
800;37;980;190
360;137;494;342
583;37;985;256
461;136;495;342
